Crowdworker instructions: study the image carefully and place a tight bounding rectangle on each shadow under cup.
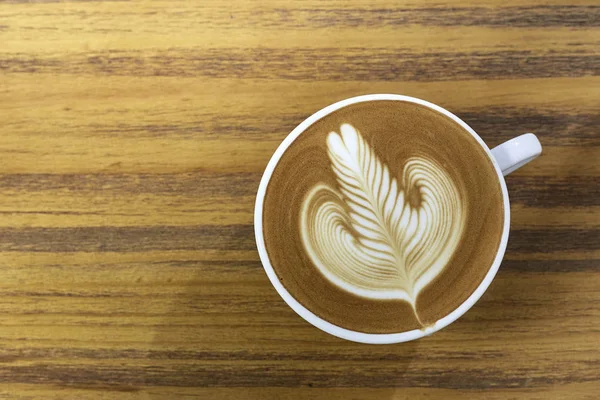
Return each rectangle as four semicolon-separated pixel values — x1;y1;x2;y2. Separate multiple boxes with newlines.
255;96;508;342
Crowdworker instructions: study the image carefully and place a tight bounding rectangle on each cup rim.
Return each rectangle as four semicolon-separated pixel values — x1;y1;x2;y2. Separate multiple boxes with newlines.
254;94;510;344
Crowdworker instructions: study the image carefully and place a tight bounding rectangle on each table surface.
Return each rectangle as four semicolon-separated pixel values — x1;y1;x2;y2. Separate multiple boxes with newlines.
1;0;599;398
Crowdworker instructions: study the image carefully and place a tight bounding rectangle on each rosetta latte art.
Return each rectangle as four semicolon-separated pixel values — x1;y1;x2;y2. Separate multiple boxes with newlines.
300;124;466;322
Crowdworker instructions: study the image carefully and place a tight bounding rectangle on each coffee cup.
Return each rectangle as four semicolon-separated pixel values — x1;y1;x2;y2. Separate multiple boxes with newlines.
255;94;542;344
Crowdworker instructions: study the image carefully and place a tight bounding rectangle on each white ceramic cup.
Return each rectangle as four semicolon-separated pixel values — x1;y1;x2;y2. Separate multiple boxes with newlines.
254;94;542;344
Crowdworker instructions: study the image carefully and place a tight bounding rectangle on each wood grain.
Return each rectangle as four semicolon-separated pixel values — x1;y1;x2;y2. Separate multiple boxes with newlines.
0;0;599;398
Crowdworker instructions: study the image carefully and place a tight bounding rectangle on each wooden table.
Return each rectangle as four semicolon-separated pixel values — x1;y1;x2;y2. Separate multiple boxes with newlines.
1;0;599;398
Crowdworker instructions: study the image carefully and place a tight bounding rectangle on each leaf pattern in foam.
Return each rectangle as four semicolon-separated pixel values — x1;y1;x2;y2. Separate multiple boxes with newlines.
301;123;466;317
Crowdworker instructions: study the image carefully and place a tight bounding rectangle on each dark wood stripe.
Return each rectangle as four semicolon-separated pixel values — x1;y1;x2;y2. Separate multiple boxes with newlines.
1;48;597;81
506;176;600;208
260;6;600;28
4;258;597;274
507;229;600;253
1;174;598;208
461;108;600;147
0;347;502;362
0;362;596;389
1;4;597;27
4;258;263;271
0;225;256;252
0;293;287;315
0;226;596;253
500;259;600;273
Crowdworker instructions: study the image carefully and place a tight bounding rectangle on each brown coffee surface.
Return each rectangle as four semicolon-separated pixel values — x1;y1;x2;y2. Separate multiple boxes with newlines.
262;100;505;334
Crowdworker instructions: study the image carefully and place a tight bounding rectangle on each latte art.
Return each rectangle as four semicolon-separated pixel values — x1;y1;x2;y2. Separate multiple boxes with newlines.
301;124;466;321
262;100;505;333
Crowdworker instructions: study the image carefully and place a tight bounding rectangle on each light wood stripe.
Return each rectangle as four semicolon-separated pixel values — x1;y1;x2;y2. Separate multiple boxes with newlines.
0;384;598;400
3;76;599;114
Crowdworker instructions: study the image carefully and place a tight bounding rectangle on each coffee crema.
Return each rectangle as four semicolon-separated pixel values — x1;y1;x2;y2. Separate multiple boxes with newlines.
262;100;504;334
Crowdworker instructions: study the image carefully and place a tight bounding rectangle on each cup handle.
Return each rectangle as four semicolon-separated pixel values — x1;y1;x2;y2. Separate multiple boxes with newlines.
490;133;542;176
